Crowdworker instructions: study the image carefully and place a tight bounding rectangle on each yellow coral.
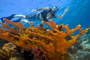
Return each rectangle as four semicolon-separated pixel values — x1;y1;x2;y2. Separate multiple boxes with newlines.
0;18;88;60
0;43;17;60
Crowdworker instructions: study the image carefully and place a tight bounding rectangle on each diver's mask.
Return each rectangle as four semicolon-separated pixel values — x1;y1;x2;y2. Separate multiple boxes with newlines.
52;6;59;12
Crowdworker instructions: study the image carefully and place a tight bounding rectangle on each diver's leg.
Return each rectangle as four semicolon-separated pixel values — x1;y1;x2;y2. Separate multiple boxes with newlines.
20;19;29;23
14;15;26;18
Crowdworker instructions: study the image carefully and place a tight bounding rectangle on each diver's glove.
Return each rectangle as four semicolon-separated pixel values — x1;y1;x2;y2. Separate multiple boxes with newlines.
64;8;69;12
32;10;37;12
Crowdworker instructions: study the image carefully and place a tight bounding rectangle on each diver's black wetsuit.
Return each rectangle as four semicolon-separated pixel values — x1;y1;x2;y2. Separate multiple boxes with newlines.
25;9;52;22
26;13;40;19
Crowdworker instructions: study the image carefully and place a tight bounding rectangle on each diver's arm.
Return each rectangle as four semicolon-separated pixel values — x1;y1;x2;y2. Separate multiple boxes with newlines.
32;7;50;12
54;8;69;19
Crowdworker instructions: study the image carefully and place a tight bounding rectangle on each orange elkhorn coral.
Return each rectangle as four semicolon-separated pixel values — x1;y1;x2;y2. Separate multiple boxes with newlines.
0;18;88;60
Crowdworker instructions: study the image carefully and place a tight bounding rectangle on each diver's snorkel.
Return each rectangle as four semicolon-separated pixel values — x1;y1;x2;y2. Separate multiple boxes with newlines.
49;4;59;11
49;4;53;8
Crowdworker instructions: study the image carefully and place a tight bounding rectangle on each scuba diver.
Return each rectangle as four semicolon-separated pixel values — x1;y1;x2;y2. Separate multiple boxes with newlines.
0;6;69;23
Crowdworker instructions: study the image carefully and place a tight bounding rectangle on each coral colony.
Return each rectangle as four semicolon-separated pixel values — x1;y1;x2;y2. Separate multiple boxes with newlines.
0;18;89;60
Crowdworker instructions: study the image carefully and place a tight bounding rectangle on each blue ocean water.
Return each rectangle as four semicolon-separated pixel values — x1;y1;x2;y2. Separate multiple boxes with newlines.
0;1;90;60
0;0;90;29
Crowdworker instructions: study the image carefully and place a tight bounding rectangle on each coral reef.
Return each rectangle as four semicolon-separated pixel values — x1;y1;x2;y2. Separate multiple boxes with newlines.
0;18;88;60
67;30;90;60
0;43;24;60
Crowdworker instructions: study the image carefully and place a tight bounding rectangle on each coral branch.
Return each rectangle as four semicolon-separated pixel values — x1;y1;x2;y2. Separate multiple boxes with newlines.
3;18;25;31
0;22;19;34
43;20;57;30
0;19;88;60
43;20;64;31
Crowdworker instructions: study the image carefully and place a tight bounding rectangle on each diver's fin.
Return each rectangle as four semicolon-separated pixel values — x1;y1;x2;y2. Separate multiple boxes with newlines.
0;17;5;23
7;14;16;20
0;14;16;23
